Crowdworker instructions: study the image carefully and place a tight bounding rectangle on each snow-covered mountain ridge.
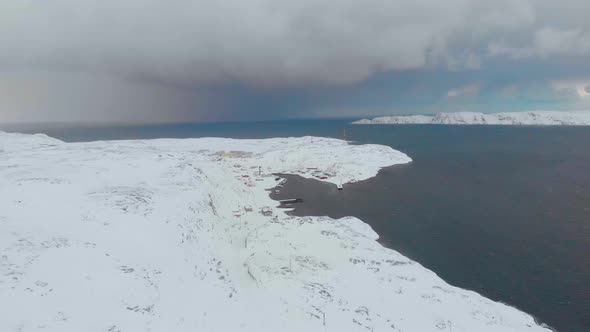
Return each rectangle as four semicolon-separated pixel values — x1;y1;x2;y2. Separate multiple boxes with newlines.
0;132;552;331
353;111;590;125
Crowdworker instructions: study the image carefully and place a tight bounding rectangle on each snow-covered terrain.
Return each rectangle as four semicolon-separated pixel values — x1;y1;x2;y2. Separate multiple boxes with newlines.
0;132;552;332
353;111;590;125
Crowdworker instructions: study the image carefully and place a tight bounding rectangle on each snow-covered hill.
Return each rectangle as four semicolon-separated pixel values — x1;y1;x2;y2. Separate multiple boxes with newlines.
353;111;590;125
0;132;551;331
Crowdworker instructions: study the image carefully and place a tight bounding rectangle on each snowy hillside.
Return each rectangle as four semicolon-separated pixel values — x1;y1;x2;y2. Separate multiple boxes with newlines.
0;132;552;331
353;111;590;125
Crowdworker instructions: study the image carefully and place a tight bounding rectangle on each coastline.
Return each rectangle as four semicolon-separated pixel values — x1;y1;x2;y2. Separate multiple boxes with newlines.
269;173;558;332
0;132;552;331
352;110;590;126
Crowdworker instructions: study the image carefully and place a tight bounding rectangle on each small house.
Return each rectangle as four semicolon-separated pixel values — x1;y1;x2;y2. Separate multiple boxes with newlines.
260;207;273;217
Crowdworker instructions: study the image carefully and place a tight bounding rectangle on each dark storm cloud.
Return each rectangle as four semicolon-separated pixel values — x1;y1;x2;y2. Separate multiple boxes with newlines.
1;0;589;123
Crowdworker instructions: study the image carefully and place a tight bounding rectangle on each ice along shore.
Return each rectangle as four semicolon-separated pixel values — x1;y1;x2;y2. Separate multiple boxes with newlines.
0;132;553;332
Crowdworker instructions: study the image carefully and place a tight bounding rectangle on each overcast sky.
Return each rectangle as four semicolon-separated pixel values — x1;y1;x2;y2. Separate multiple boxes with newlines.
1;0;589;123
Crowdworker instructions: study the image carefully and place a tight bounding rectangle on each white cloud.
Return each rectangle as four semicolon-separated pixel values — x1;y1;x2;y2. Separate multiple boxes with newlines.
447;83;481;98
1;0;590;123
0;0;588;88
577;86;590;97
551;78;590;98
489;27;590;59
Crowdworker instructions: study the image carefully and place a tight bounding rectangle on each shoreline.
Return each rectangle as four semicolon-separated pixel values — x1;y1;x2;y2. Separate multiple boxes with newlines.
0;132;552;331
352;110;590;126
268;172;558;332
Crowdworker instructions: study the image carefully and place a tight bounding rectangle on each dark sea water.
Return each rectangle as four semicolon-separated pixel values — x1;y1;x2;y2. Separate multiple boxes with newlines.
4;120;589;332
